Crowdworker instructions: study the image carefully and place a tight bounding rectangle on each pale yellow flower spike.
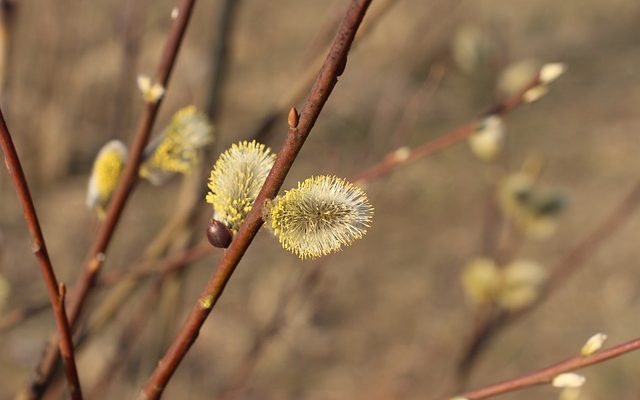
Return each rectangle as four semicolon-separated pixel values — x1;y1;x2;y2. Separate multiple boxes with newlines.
140;106;214;185
581;333;607;356
137;74;165;103
265;175;374;259
552;373;586;389
87;140;127;219
206;140;275;232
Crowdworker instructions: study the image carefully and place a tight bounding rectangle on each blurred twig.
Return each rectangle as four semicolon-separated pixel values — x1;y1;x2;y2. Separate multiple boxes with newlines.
455;336;640;399
0;300;49;333
0;109;82;399
138;1;373;398
352;71;545;183
204;0;239;122
18;1;198;399
215;263;324;400
111;0;148;136
390;64;446;147
456;180;640;384
250;0;398;144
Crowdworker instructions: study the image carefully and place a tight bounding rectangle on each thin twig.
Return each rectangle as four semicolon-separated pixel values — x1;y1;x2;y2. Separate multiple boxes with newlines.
19;1;198;399
456;336;640;399
250;0;397;144
138;1;372;398
204;0;239;122
0;108;82;399
0;300;49;333
352;72;544;183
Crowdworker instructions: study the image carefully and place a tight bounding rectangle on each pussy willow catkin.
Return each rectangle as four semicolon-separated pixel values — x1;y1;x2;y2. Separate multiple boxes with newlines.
140;106;213;185
264;175;373;259
206;140;275;232
86;140;127;219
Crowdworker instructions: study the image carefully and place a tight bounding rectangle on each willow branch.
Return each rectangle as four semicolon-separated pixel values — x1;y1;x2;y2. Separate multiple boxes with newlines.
138;1;372;398
352;72;544;183
456;337;640;399
18;1;198;399
0;108;82;399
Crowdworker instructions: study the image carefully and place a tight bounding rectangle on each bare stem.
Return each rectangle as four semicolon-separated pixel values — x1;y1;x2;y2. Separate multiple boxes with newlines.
138;1;372;398
0;108;82;399
19;1;198;398
456;337;640;399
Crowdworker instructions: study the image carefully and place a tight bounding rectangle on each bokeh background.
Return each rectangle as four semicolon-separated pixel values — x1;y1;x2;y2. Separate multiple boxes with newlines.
1;0;640;399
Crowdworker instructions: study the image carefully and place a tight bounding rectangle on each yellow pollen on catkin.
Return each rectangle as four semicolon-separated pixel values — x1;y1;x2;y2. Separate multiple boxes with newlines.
265;175;373;259
140;106;214;185
86;140;127;219
205;140;275;232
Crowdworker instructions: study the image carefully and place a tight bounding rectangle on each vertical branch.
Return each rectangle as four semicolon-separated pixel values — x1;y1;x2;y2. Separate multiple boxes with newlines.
0;108;82;399
138;1;372;398
19;1;198;399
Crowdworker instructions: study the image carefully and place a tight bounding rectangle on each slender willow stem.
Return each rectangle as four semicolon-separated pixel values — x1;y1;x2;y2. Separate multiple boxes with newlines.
18;1;198;399
352;72;544;183
0;108;82;399
456;337;640;399
138;1;373;398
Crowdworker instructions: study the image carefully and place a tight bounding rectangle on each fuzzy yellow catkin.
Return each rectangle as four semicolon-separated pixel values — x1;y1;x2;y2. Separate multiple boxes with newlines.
468;115;505;161
86;140;127;219
264;175;373;259
497;259;547;311
137;75;165;103
552;373;586;388
461;257;501;304
539;63;567;84
205;140;275;232
140;106;214;185
581;333;607;356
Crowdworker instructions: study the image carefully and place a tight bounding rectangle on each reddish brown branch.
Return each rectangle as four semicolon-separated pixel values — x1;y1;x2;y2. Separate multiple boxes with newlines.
138;1;372;398
352;72;544;183
457;337;640;399
19;1;198;398
0;108;82;399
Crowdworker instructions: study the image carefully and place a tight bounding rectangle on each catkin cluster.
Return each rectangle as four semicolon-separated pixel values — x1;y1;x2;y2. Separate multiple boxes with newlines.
86;106;213;219
205;141;374;259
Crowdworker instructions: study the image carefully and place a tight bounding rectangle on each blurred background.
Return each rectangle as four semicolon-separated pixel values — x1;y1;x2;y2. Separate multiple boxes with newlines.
1;0;640;399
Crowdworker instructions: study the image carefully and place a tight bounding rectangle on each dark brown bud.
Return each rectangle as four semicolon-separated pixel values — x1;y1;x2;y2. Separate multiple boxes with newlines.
206;219;233;248
287;106;299;128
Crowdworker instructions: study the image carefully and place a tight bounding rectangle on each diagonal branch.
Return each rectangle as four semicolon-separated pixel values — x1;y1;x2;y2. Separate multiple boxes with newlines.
138;1;373;398
18;1;198;398
0;108;82;399
456;336;640;399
